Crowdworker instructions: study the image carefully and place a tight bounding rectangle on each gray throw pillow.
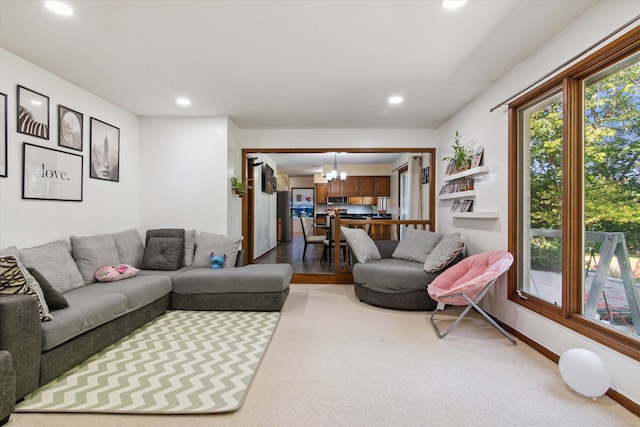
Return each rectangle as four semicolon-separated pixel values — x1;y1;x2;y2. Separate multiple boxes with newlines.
28;267;69;310
392;228;443;263
19;240;85;294
140;237;183;271
70;234;121;284
184;229;196;267
423;233;465;273
112;229;145;268
192;232;243;268
145;229;185;268
341;226;381;264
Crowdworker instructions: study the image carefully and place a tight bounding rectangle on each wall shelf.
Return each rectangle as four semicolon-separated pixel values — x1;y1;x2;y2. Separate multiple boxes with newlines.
452;211;499;219
438;190;476;200
443;165;489;182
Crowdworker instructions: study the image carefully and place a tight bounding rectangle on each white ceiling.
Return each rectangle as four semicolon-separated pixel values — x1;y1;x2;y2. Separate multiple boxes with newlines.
0;0;598;130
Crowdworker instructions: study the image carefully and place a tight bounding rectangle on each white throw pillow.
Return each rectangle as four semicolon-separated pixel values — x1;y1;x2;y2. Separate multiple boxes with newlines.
423;233;465;273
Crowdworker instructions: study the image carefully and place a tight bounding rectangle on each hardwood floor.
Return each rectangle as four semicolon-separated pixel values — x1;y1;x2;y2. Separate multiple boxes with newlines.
254;234;340;274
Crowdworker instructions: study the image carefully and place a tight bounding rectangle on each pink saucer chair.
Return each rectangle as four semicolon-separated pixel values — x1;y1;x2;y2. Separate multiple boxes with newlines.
428;251;516;344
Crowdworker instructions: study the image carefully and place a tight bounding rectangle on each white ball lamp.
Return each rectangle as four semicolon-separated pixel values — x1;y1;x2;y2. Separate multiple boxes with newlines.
558;348;611;399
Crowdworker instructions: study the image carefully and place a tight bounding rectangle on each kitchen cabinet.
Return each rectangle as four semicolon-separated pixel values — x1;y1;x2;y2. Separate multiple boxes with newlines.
325;176;390;197
344;176;360;196
375;176;390;196
328;179;344;196
358;176;375;196
316;183;327;204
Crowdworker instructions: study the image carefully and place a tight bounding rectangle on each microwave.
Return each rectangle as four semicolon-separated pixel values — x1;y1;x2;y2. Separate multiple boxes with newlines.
327;196;348;204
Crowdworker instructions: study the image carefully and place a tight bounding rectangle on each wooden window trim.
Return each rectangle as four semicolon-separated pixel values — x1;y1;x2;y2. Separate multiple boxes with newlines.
508;27;640;362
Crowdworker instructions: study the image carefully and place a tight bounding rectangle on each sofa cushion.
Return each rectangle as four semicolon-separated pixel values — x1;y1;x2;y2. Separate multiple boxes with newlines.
172;264;292;294
112;229;145;268
423;233;465;273
19;241;85;294
40;275;172;351
70;234;121;285
95;264;139;282
353;258;440;293
27;267;68;310
140;237;183;271
341;226;381;264
145;229;185;268
192;232;243;268
0;255;52;321
392;228;443;263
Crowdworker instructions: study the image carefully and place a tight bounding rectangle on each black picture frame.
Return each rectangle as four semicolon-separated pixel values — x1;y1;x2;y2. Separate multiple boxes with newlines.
17;85;50;140
421;167;429;184
262;163;274;194
0;92;6;177
90;117;120;182
22;143;83;202
58;105;83;151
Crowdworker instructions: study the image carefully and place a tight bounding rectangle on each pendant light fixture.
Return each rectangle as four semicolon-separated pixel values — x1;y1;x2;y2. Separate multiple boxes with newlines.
327;153;346;181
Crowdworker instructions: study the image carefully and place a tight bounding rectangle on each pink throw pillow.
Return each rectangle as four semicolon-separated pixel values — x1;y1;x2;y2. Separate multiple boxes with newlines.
95;264;139;282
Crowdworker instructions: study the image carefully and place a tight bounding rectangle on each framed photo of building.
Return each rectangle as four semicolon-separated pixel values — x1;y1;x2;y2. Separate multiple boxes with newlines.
22;143;83;201
17;85;49;140
90;117;120;182
0;92;6;177
58;105;83;151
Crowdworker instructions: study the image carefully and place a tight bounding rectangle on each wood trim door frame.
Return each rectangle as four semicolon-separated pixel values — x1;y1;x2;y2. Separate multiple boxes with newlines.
241;147;437;279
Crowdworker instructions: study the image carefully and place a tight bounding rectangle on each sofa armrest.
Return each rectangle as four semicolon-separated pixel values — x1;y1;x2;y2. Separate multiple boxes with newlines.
0;295;42;400
0;350;15;424
374;240;399;259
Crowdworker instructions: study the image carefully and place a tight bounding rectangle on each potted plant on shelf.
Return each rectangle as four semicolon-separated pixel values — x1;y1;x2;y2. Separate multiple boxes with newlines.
230;177;251;197
442;131;473;174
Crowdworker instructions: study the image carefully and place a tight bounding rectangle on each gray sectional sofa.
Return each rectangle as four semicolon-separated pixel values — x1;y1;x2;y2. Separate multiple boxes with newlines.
0;228;292;408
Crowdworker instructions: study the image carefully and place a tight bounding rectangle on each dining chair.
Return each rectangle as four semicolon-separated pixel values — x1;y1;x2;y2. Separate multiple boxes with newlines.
300;217;325;261
323;216;347;266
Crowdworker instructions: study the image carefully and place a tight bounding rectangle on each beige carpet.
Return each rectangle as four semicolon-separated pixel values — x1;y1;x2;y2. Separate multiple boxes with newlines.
10;284;638;426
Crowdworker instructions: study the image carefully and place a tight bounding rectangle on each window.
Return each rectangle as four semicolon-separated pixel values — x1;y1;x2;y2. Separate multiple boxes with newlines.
509;28;640;361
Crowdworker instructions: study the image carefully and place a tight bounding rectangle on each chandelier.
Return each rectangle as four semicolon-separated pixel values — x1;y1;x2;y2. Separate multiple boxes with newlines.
326;153;347;181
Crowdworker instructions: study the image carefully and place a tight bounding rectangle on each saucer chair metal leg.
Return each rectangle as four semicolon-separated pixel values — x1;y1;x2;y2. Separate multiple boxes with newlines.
430;279;516;345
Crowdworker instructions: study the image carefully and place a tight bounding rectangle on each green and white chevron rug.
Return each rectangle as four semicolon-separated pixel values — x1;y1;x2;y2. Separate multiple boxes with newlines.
16;310;280;414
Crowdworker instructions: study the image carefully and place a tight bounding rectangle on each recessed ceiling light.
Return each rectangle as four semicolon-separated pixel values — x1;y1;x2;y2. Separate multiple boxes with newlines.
44;1;74;16
176;97;191;106
441;0;466;10
388;96;404;105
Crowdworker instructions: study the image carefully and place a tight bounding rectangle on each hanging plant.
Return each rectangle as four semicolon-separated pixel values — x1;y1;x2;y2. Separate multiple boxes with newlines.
442;131;474;174
230;177;251;197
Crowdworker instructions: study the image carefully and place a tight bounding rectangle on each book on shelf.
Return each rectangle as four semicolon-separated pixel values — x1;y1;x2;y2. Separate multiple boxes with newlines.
439;178;475;195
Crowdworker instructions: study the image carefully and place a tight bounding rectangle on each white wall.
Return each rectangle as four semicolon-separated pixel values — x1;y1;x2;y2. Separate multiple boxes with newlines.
138;117;229;235
227;119;243;237
0;49;140;249
437;2;640;403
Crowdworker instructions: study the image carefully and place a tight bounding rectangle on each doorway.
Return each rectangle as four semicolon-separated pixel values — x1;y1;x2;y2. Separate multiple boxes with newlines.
241;148;436;283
